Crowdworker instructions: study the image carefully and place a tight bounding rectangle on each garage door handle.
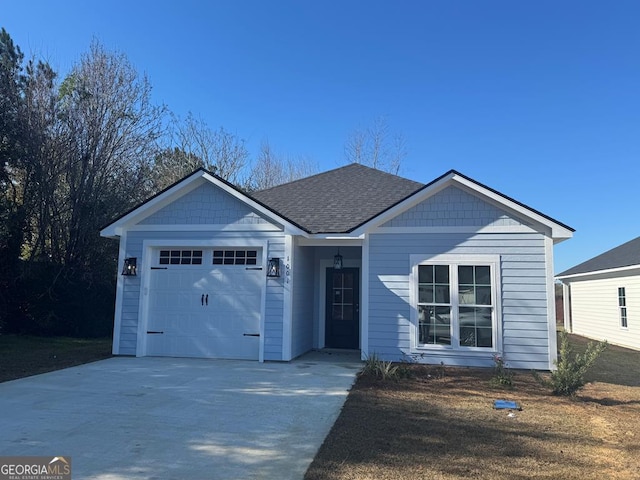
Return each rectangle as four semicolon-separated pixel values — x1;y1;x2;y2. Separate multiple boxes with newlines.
147;331;164;334
201;294;208;306
243;333;260;337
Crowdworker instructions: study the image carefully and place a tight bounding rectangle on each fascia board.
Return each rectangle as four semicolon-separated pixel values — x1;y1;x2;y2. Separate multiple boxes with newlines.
100;171;206;238
352;172;573;241
199;173;307;236
452;175;574;241
100;170;308;238
556;264;640;282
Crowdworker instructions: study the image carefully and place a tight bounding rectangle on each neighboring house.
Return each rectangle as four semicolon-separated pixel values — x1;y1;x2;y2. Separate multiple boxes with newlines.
556;236;640;350
100;164;573;369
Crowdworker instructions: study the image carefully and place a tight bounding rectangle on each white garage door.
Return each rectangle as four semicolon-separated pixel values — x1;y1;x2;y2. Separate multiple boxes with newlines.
145;248;263;360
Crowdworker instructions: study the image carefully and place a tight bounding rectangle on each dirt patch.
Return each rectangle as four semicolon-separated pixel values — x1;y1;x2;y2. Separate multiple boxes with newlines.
306;362;640;480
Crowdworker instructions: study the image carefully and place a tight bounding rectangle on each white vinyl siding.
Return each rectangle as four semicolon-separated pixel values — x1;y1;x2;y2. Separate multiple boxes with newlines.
367;232;551;369
569;274;640;350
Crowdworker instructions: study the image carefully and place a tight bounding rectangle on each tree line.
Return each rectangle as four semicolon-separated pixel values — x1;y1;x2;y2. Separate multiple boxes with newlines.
0;28;406;337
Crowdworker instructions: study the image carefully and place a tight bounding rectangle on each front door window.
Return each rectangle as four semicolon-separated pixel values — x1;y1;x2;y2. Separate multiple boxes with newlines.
326;268;359;349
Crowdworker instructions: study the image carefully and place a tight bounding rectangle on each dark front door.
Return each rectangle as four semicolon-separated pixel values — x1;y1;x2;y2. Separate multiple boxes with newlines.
325;268;359;349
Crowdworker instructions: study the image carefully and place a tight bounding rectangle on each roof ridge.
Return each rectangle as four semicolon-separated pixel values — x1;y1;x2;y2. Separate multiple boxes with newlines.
255;162;421;194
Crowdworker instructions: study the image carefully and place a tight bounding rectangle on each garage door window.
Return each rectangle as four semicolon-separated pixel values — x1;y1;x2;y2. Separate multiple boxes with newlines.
159;250;203;265
213;249;258;265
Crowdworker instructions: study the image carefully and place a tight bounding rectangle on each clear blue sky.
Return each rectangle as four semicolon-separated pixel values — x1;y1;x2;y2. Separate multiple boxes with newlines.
3;0;639;273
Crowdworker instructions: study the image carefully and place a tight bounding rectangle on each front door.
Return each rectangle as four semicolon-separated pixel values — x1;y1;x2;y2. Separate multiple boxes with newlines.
325;267;359;349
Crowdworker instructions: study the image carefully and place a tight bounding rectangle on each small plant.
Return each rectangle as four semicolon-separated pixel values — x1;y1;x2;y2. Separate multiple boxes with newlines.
490;354;514;388
362;353;402;381
535;331;607;396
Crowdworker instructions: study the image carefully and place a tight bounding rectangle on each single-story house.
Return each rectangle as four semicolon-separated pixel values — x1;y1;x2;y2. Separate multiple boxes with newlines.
556;236;639;350
100;164;573;369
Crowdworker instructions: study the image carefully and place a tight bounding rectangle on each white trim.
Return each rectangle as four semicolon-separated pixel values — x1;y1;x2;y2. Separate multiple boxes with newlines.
360;235;370;359
350;172;573;242
556;264;640;281
545;237;558;370
136;244;153;357
111;232;127;355
259;246;267;363
409;254;502;355
372;225;539;235
318;258;362;350
562;282;571;332
282;235;294;361
136;237;269;360
126;224;283;232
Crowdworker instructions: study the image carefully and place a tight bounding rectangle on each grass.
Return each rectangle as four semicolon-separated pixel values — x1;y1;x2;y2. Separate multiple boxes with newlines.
305;334;640;480
0;335;112;383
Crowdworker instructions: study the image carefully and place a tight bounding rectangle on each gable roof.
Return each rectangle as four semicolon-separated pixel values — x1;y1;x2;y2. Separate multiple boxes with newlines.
100;168;308;238
251;163;424;234
101;164;574;241
557;236;640;278
349;169;575;241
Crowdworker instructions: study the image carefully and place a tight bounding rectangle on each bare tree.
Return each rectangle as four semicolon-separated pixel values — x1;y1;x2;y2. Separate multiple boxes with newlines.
153;112;248;189
50;40;166;266
344;116;407;175
245;140;318;191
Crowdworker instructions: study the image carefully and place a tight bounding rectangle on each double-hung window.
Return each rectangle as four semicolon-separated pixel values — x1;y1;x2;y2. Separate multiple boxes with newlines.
413;255;499;350
619;287;628;329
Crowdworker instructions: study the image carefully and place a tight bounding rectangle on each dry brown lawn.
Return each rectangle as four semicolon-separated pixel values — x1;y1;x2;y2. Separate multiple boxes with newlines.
305;335;640;480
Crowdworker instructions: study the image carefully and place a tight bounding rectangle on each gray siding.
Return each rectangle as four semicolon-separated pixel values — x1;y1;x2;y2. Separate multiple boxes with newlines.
382;186;525;228
368;232;550;369
139;183;273;226
291;242;315;358
115;230;286;359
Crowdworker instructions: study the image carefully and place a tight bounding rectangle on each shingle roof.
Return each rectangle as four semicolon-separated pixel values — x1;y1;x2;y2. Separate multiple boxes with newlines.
251;163;424;233
557;236;640;277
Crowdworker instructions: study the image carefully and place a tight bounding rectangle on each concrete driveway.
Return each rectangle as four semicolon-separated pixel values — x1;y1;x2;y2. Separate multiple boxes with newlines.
0;351;361;480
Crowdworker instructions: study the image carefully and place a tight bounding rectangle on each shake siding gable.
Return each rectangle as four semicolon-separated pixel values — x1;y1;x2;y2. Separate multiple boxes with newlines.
381;186;526;228
139;182;274;226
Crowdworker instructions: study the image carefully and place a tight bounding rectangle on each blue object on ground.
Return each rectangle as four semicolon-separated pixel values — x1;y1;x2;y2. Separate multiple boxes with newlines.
494;400;521;410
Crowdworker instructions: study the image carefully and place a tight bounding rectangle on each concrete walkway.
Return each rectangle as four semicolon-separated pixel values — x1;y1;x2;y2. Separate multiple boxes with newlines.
0;351;362;480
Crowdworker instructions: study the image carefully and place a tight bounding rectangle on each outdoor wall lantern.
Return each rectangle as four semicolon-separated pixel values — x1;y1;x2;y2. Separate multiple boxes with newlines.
267;257;281;277
122;257;137;276
334;250;343;270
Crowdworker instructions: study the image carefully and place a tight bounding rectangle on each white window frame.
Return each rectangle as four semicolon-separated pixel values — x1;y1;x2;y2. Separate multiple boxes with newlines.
410;254;502;353
618;287;628;329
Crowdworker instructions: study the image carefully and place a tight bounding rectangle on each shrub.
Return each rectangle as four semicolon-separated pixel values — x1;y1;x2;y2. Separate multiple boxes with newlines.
490;354;514;388
543;331;607;396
